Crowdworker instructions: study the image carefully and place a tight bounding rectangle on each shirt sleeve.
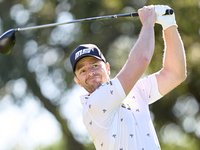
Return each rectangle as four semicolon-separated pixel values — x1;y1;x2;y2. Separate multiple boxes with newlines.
133;74;163;105
83;77;126;126
89;77;126;111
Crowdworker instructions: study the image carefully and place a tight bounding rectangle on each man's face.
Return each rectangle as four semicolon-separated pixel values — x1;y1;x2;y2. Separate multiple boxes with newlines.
74;57;110;93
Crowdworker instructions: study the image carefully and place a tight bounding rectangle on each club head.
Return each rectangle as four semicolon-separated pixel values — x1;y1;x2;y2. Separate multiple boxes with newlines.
0;29;17;55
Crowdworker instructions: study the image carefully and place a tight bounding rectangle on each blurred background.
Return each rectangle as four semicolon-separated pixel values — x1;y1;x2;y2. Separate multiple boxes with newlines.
0;0;200;149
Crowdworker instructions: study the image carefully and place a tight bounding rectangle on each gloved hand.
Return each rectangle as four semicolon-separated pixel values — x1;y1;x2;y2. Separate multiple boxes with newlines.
155;5;178;30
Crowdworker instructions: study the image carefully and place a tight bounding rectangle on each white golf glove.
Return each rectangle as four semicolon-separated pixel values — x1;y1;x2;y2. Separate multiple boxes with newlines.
155;5;178;30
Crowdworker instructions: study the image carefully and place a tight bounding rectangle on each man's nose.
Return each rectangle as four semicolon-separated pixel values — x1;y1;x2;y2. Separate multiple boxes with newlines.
88;68;95;76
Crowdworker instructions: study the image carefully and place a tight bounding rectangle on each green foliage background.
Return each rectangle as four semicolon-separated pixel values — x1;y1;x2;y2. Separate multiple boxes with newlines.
0;0;200;149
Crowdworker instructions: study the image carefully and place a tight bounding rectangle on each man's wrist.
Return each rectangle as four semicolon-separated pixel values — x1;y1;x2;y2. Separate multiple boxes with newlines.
163;25;178;31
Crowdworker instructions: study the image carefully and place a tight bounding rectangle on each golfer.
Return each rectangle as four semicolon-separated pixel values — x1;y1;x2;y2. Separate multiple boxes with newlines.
70;5;186;150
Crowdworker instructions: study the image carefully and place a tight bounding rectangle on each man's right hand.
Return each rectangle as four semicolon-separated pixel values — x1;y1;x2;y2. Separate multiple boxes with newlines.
138;5;156;27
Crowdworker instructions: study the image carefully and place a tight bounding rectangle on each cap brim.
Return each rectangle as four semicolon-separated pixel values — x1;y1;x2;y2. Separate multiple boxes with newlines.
73;54;104;72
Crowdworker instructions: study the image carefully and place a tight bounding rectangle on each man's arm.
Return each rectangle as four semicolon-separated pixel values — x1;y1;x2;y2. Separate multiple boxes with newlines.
154;5;187;96
116;6;156;95
155;26;187;96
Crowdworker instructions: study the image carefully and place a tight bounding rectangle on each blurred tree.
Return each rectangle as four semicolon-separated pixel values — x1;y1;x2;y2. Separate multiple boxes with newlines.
0;0;200;149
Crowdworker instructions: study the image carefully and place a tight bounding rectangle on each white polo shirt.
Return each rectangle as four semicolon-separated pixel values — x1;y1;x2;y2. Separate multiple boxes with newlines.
80;74;163;150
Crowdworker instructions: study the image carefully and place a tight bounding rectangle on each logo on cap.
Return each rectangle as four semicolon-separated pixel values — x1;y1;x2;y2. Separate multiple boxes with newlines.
75;48;91;60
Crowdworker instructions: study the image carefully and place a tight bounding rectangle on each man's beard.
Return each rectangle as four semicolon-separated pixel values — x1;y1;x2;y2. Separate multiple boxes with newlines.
85;74;103;93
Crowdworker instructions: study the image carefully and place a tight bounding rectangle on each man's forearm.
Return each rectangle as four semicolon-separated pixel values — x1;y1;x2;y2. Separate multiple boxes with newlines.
130;25;155;64
163;26;187;80
117;25;155;95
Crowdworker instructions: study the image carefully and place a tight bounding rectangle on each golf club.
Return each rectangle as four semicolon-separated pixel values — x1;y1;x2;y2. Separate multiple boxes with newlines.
0;9;173;55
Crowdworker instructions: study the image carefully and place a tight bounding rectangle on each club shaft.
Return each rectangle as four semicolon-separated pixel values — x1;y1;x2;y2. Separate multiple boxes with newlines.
15;9;173;32
17;13;139;32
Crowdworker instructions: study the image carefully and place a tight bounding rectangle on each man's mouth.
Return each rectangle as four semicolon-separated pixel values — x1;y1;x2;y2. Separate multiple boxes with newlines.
86;75;101;84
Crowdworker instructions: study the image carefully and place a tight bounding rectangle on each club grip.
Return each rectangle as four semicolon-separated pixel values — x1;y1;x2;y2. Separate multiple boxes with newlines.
131;9;173;17
164;9;173;15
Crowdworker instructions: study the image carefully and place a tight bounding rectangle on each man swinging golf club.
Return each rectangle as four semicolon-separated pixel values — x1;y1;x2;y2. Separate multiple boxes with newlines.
70;5;187;150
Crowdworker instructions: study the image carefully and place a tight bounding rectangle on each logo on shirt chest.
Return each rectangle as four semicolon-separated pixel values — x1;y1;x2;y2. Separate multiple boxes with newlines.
121;102;131;110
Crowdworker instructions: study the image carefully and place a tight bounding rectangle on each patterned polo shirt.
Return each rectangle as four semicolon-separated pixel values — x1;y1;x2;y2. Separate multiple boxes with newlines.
80;74;163;150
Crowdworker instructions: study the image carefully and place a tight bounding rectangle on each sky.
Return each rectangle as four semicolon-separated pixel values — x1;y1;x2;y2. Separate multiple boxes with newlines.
0;84;91;150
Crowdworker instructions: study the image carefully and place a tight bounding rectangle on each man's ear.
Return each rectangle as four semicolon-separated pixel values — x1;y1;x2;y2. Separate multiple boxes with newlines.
74;77;83;87
106;62;110;76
